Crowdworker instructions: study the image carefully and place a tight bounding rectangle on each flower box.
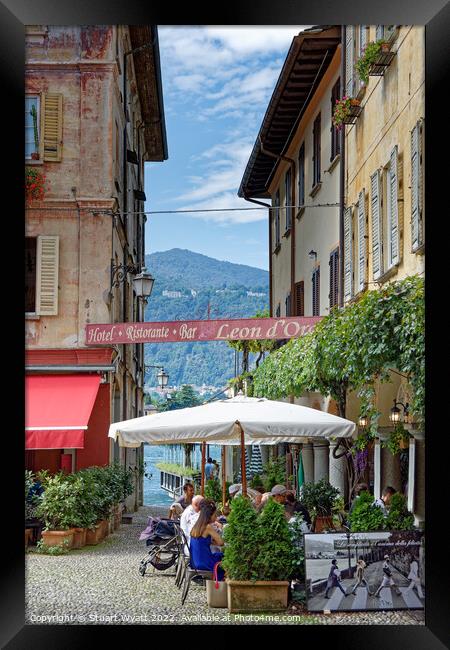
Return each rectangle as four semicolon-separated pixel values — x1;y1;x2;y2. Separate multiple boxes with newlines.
85;524;102;545
72;527;87;549
226;580;289;613
41;529;75;549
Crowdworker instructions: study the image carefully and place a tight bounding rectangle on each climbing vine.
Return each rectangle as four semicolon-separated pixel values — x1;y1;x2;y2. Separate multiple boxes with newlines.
253;275;424;451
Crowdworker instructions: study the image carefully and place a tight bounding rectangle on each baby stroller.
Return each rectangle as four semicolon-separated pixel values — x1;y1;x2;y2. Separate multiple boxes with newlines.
138;516;182;576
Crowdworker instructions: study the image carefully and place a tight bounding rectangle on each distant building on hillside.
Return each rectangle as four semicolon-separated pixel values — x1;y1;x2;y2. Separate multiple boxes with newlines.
162;290;183;298
247;291;266;297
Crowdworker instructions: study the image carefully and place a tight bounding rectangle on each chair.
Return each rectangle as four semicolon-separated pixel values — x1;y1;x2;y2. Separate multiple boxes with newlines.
175;528;190;589
178;531;214;605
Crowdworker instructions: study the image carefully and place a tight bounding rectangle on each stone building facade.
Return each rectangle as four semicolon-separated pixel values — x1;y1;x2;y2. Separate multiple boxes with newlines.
25;25;168;510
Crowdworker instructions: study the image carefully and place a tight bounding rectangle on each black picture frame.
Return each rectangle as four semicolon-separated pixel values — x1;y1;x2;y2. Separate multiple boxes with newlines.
304;530;425;613
2;0;449;646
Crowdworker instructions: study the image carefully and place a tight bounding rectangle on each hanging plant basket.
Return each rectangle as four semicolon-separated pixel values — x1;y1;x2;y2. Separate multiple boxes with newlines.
356;40;395;84
25;166;49;206
332;97;363;128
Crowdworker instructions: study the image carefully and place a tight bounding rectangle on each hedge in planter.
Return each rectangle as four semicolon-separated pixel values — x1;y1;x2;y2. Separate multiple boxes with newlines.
299;479;340;531
347;490;415;532
35;473;78;547
223;497;293;612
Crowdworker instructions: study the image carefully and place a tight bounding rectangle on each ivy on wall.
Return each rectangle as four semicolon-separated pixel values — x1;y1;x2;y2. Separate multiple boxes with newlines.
253;276;425;435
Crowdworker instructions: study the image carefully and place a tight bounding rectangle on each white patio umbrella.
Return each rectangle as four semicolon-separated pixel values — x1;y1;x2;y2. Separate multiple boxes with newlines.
108;394;356;498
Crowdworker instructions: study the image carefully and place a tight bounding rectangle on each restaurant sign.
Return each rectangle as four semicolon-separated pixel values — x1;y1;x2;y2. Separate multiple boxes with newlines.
85;316;321;345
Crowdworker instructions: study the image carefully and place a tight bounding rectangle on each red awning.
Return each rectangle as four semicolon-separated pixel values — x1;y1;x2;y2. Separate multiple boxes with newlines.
25;374;101;449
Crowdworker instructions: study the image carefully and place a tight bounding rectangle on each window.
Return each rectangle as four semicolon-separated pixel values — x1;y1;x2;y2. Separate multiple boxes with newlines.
312;267;320;316
376;25;396;41
357;190;367;292
298;143;305;210
312;113;321;187
359;25;368;56
385;146;400;269
274;191;280;249
26;93;63;162
285;169;292;231
25;235;60;315
344;206;354;301
25;237;37;312
331;80;341;161
295;281;304;316
411;120;424;251
371;169;383;280
345;26;355;98
329;249;339;309
285;293;292;317
25;96;40;160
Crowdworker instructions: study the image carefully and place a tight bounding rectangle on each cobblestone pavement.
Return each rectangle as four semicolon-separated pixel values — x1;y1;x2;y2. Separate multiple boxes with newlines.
26;507;425;626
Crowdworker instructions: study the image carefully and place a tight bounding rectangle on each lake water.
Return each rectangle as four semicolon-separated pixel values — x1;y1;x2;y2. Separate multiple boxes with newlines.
143;444;222;506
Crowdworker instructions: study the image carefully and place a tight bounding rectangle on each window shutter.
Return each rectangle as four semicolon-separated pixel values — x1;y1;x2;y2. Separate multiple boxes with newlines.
389;145;400;266
36;235;59;315
295;281;304;316
411;121;424;251
358;190;367;292
371;170;382;279
329;249;339;308
42;93;63;161
376;25;384;40
345;26;354;97
344;206;353;301
360;26;368;55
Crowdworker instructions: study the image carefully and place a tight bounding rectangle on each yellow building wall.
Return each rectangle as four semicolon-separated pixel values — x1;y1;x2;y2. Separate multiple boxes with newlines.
346;26;425;291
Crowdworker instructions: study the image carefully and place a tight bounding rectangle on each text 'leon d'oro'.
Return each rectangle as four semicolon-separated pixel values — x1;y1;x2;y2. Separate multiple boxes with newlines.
85;318;320;345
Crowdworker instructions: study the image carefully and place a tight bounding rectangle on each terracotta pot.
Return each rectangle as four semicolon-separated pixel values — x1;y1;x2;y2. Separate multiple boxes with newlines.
314;516;335;533
381;42;390;53
72;527;87;549
350;98;361;106
226;580;289;613
41;529;75;549
99;519;109;539
85;524;102;545
31;152;40;160
25;528;33;547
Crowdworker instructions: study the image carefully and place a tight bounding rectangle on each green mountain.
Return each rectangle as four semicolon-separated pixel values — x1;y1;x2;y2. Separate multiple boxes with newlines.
143;249;269;388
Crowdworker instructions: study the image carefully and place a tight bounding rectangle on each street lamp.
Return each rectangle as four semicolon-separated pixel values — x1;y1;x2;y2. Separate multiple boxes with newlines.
358;415;368;427
111;263;154;300
144;364;169;390
132;267;154;301
389;399;409;424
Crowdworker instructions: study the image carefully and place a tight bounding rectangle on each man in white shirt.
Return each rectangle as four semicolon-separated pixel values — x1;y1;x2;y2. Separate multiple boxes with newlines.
372;486;396;515
180;495;204;551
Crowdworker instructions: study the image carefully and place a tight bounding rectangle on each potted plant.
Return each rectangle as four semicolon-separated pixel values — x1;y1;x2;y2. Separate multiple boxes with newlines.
25;470;42;545
35;473;76;548
30;104;40;159
385;493;415;531
332;96;361;130
347;490;386;532
25;166;48;206
299;479;341;532
356;40;390;85
223;496;293;612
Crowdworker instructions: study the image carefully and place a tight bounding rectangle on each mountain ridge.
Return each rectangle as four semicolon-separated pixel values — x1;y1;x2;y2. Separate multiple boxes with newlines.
143;249;269;387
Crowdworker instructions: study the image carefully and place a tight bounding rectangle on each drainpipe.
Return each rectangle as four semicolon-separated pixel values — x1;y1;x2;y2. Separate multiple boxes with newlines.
258;137;296;316
339;26;346;308
242;194;272;314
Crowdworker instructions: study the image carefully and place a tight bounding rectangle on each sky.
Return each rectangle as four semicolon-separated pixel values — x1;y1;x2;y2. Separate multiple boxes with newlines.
144;26;309;271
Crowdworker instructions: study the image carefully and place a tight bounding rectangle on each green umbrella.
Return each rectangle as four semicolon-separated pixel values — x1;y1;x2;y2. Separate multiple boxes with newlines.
297;449;305;492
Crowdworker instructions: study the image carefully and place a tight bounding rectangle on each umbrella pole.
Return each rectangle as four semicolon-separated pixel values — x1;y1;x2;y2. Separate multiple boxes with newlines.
201;441;206;496
239;423;247;497
221;445;226;510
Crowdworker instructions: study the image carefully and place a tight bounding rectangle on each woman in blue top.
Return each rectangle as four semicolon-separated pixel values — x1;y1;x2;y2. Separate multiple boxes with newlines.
189;499;225;580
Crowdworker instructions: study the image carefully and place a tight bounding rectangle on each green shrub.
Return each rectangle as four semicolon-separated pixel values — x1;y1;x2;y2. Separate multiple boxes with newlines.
299;479;340;517
288;512;306;582
348;491;386;532
262;456;287;492
222;496;260;580
249;473;264;491
25;470;42;520
385;493;415;531
36;473;78;531
204;477;222;502
253;499;293;581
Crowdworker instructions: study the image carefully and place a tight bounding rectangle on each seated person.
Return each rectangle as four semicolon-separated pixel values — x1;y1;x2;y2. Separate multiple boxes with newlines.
189;499;225;580
256;492;272;512
180;495;204;551
168;502;184;520
284;491;312;528
175;482;194;510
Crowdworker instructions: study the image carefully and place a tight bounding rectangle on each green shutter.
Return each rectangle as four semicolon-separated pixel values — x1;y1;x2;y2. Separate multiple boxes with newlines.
371;170;382;279
389;146;400;266
344;206;353;301
358;190;367;292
